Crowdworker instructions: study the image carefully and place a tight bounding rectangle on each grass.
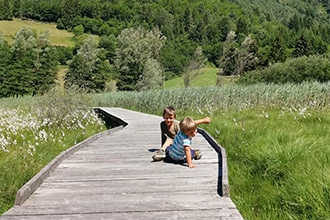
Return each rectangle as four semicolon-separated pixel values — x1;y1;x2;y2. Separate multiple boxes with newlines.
56;66;68;92
0;91;107;215
164;67;239;89
0;18;74;47
206;108;330;219
93;82;330;220
1;83;329;219
0;19;329;219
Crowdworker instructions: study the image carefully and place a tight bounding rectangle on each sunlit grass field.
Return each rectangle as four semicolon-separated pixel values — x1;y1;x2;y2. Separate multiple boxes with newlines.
0;92;107;215
93;82;330;220
1;82;329;219
56;66;68;91
0;19;329;218
0;19;74;47
164;67;239;88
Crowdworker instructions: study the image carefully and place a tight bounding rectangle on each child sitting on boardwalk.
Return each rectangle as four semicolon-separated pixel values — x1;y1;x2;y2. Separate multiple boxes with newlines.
152;107;210;161
165;116;210;168
160;106;180;153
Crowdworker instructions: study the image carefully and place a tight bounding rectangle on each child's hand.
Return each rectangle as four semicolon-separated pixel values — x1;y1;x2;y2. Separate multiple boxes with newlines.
203;117;211;124
188;163;196;168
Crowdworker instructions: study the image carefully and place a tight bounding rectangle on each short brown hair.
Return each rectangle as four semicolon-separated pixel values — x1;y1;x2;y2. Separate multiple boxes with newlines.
179;116;196;133
162;106;176;117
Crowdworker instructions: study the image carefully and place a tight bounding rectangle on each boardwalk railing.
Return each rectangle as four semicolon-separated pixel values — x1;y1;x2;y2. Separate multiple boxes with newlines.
96;107;230;197
13;125;125;206
197;128;230;197
1;107;243;220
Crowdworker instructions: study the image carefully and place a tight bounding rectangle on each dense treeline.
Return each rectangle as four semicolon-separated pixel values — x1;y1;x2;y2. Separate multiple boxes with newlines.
0;28;58;97
0;0;330;95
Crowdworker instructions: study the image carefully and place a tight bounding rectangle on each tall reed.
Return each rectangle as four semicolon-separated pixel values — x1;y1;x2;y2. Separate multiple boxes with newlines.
92;82;330;220
0;90;106;214
94;82;330;113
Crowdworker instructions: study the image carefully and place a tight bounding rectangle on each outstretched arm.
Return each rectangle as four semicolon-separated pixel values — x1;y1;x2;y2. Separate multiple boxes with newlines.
184;145;195;168
194;117;211;125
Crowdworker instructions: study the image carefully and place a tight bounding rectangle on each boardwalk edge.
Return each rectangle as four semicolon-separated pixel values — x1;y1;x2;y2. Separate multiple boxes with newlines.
14;125;124;206
197;127;230;197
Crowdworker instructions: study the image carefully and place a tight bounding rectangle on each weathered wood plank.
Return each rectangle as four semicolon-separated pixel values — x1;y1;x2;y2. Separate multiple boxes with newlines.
0;107;243;220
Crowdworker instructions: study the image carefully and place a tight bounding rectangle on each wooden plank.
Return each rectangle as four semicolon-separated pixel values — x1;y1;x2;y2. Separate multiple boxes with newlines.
0;107;243;220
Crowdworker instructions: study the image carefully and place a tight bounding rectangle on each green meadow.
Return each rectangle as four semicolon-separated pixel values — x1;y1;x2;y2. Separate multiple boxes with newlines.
1;81;330;220
0;19;74;47
0;92;107;214
0;19;329;220
93;83;330;220
164;66;239;88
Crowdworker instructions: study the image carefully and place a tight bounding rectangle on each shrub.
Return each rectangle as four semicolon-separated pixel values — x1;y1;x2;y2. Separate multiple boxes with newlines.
238;55;330;84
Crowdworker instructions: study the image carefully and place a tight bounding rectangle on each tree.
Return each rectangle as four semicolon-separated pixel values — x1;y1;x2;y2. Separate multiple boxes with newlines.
12;0;22;18
0;33;11;97
9;26;37;96
0;0;13;20
1;27;58;97
60;0;81;29
183;46;207;87
64;36;111;92
219;31;238;76
292;34;312;58
236;17;249;37
114;27;166;90
268;35;287;65
98;34;117;62
136;58;164;91
31;31;59;95
234;35;259;76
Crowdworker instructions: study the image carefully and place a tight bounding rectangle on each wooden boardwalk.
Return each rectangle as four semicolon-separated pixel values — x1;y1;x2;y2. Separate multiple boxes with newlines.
0;107;243;220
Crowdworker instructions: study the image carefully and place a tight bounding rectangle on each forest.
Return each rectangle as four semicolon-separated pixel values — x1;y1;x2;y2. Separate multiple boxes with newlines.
0;0;330;96
1;1;330;219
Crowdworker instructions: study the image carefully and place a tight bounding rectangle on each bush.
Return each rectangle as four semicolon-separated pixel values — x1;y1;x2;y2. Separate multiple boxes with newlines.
55;46;73;65
238;55;330;84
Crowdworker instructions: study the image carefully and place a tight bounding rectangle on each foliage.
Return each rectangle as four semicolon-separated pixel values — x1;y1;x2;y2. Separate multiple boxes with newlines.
219;31;238;76
268;34;287;65
234;35;259;75
92;82;330;220
0;90;106;215
98;34;117;62
64;36;112;92
114;27;166;90
160;36;197;79
0;0;13;20
0;27;58;97
136;58;164;91
238;55;330;84
93;82;330;113
54;46;73;65
1;0;330;87
183;46;207;87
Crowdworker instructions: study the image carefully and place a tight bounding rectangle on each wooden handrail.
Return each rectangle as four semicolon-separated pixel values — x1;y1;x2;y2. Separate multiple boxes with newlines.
197;127;230;197
94;108;230;197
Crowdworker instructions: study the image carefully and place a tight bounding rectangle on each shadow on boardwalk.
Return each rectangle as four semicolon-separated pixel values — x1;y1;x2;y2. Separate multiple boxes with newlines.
0;107;243;220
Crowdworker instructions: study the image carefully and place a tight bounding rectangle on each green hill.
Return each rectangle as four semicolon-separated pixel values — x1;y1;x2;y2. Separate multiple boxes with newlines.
164;67;238;88
0;19;74;47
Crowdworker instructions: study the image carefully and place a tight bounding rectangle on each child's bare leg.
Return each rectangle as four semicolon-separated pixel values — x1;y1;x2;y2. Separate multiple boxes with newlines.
161;137;174;151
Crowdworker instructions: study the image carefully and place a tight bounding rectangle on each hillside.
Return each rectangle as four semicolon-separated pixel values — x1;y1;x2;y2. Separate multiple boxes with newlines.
0;0;330;95
164;67;239;88
0;19;74;47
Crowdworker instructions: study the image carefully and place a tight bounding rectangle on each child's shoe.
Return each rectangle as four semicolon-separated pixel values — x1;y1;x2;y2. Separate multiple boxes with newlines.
152;150;166;161
194;149;204;160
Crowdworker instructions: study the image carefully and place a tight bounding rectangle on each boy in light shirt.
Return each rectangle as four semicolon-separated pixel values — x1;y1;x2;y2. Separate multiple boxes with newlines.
165;116;210;168
152;107;210;162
